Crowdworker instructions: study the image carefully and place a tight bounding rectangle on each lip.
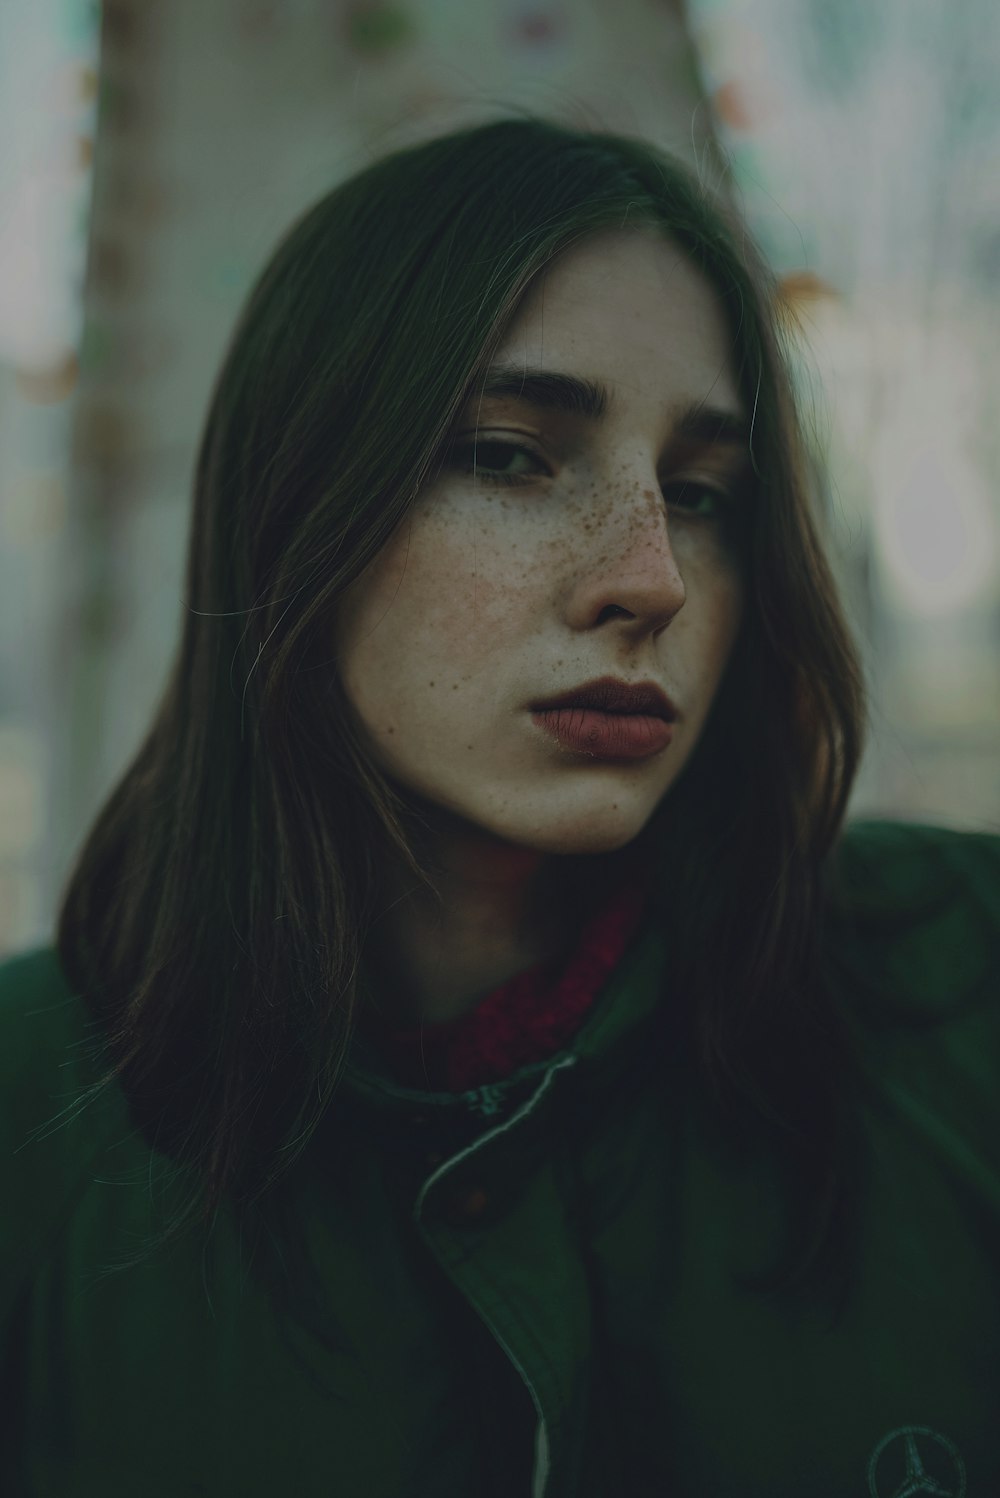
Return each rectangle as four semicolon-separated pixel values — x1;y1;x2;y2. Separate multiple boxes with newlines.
529;675;678;721
531;706;674;760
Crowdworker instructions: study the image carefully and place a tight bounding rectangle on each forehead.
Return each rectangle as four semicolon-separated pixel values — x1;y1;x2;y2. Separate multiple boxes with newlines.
490;228;745;422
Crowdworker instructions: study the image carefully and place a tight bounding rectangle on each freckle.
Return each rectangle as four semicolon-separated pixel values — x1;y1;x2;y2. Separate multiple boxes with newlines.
429;681;435;687
452;684;459;691
466;744;474;750
387;727;395;734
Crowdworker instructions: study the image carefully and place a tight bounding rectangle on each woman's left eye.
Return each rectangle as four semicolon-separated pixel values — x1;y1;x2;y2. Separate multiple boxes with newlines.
661;479;736;519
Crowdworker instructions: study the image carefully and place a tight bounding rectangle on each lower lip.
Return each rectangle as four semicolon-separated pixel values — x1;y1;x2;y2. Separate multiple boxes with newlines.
531;707;674;760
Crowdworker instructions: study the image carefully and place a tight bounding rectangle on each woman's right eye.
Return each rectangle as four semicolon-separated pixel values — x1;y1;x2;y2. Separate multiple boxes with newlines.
448;439;547;487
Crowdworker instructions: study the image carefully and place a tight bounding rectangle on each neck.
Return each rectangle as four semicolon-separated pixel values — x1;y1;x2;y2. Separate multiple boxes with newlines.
365;806;627;1024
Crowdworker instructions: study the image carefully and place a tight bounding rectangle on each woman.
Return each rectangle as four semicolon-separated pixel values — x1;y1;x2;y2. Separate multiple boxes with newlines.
2;113;998;1496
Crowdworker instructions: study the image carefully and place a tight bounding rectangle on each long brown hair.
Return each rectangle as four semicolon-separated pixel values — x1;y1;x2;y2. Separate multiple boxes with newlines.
55;111;872;1322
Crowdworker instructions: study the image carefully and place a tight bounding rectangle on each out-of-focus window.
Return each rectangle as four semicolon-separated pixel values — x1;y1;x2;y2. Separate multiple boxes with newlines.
0;0;98;955
688;0;1000;827
0;0;98;370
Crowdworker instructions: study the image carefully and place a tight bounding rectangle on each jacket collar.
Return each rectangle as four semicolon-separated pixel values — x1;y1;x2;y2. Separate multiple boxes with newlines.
339;910;670;1128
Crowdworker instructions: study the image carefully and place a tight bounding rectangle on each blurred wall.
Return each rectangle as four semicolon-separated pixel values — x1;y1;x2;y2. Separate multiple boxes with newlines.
690;0;1000;832
0;0;98;952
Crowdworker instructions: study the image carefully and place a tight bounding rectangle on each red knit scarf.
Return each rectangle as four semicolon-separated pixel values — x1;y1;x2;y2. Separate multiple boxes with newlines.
362;858;656;1093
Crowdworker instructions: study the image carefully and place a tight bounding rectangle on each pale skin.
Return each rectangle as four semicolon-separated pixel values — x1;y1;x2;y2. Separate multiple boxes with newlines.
335;227;751;1023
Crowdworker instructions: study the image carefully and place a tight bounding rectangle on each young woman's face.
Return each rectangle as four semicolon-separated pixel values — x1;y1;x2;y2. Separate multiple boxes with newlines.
336;228;751;857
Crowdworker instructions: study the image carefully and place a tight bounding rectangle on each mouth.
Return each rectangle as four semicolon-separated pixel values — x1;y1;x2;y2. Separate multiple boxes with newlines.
529;675;678;722
530;704;674;760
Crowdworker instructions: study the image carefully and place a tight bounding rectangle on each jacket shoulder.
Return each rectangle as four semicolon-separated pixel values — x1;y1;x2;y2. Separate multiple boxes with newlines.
0;944;128;1311
825;820;1000;1189
826;820;999;1018
826;818;1000;1015
0;942;106;1132
831;817;1000;912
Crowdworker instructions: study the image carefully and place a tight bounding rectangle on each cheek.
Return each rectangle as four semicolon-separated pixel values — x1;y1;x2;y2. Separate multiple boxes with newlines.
391;509;531;639
684;565;744;687
338;519;525;700
713;576;746;675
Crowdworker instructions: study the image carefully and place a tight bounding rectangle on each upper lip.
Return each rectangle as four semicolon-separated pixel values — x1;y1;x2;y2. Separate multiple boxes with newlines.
530;675;678;721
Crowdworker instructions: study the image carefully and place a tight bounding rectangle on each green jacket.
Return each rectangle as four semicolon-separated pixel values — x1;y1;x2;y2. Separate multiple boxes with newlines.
2;819;999;1496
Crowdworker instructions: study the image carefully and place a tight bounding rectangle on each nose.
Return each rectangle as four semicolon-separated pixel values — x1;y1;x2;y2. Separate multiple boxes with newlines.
572;482;687;634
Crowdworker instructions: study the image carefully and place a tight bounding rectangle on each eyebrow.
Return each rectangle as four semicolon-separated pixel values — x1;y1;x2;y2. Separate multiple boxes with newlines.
473;363;751;453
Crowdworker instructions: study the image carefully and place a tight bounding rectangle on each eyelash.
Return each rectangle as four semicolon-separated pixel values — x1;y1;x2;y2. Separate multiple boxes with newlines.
448;439;737;518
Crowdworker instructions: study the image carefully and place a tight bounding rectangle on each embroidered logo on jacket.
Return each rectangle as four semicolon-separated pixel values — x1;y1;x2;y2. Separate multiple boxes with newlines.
868;1425;966;1497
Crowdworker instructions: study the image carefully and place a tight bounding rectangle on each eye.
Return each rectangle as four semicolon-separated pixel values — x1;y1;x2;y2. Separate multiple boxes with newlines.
447;438;740;521
448;438;545;486
662;479;737;520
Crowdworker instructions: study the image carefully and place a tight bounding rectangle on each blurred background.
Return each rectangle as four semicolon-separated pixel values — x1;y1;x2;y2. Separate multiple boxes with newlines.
1;0;999;957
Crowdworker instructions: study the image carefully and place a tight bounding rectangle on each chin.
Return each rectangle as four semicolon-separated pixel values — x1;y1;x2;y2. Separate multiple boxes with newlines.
399;776;662;857
503;805;656;859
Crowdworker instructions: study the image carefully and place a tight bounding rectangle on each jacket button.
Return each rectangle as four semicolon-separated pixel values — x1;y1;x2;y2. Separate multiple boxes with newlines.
448;1187;489;1223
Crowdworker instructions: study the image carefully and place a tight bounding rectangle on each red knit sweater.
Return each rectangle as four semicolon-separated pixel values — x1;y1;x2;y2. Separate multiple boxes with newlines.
362;857;656;1093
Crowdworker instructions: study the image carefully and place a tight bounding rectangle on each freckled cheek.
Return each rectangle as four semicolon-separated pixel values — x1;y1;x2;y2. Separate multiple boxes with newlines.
397;578;526;698
445;569;513;624
419;521;531;630
347;541;526;704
